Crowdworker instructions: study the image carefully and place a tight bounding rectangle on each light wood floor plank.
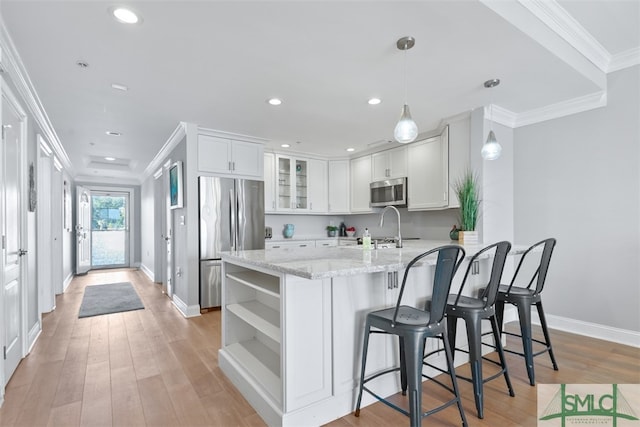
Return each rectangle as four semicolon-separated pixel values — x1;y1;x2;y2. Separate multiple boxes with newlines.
0;268;637;427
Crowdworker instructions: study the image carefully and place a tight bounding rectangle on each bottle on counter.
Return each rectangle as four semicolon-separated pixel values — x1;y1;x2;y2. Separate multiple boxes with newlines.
362;228;371;250
339;222;347;237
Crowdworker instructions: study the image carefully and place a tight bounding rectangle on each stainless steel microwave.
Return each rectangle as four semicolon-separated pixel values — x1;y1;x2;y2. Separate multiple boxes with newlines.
370;177;407;207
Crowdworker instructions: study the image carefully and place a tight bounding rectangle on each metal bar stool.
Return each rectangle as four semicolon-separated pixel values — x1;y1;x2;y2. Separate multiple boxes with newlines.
425;241;515;419
354;245;468;427
495;238;558;386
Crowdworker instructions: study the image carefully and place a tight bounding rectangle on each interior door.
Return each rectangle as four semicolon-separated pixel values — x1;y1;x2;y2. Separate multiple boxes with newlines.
2;81;26;385
75;185;91;274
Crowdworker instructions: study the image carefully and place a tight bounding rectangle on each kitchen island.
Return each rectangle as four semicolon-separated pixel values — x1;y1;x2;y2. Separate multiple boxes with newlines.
219;241;525;426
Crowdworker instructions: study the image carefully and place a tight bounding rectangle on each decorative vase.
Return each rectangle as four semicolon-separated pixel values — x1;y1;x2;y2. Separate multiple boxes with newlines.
327;230;336;237
283;224;294;238
458;230;478;245
449;225;459;241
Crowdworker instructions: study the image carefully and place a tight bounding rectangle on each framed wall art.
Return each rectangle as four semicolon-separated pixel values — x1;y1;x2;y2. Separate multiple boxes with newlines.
169;161;183;209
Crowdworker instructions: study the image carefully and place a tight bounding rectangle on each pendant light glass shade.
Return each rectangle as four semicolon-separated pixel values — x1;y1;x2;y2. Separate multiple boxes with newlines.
481;130;502;160
394;104;418;143
394;37;417;144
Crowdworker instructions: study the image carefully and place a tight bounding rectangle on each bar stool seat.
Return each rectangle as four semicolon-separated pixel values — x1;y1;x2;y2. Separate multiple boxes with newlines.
425;241;515;419
495;238;559;386
354;245;468;427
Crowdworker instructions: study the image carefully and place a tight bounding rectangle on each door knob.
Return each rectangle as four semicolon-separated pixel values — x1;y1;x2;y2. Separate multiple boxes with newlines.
18;249;28;257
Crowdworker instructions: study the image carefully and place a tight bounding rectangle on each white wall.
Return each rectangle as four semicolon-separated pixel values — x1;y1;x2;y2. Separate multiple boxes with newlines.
140;177;155;279
513;65;640;333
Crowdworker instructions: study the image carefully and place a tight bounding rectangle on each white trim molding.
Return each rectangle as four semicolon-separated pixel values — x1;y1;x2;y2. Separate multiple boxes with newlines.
63;273;74;292
171;294;201;318
0;17;73;172
531;312;640;348
609;47;640;73
140;263;155;282
513;90;607;128
141;122;187;182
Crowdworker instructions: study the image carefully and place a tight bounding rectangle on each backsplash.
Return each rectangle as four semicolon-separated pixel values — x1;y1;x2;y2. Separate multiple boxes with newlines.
265;208;458;241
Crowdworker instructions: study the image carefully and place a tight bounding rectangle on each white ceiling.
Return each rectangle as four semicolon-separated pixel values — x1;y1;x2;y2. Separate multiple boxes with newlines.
1;1;638;183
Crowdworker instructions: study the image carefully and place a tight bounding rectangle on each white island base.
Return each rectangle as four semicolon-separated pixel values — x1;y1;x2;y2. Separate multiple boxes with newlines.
218;251;502;426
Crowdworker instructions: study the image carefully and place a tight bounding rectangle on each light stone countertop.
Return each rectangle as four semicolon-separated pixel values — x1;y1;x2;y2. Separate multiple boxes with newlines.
222;240;528;280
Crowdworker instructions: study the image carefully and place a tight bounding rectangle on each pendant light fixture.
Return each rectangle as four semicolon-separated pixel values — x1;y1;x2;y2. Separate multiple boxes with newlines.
481;78;502;160
394;36;418;144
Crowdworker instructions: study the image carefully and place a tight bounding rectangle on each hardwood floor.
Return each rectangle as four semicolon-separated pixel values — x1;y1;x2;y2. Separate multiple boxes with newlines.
0;269;637;426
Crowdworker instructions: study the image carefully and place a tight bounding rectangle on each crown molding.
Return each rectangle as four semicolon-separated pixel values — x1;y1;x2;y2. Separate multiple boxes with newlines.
608;47;640;73
515;90;607;127
74;175;141;186
481;0;605;89
140;122;187;182
486;104;518;129
0;17;73;173
518;0;611;73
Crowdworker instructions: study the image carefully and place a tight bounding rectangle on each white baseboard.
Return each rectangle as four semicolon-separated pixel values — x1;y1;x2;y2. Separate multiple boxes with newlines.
63;273;73;292
528;312;640;348
27;321;41;354
139;263;154;282
171;294;201;318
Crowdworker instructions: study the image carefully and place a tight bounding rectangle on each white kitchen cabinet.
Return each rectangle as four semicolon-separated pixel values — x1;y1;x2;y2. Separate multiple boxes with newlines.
307;158;328;213
447;116;471;208
371;146;408;181
221;261;332;419
328;160;350;213
198;134;264;178
276;155;327;213
264;153;276;213
407;126;449;210
350;155;373;213
266;240;315;249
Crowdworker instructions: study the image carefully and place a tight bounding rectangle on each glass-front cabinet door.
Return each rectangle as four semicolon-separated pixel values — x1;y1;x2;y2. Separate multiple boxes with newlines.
276;155;308;211
295;159;308;209
277;156;291;210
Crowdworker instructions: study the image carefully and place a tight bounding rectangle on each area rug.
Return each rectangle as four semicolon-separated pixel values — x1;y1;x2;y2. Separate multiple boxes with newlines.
78;282;144;318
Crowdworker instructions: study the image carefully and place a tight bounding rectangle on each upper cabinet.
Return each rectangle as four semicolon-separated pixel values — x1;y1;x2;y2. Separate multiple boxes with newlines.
198;134;264;179
371;146;408;181
328;160;350;214
350;155;373;213
264;153;276;213
275;155;327;213
407;126;449;210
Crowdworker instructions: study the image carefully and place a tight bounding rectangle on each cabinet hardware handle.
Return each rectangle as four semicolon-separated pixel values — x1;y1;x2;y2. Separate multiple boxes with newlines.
272;201;275;209
232;162;236;171
228;161;232;171
300;244;307;247
310;202;313;210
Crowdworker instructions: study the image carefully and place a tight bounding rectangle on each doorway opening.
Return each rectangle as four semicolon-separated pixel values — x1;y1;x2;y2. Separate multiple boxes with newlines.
91;192;130;268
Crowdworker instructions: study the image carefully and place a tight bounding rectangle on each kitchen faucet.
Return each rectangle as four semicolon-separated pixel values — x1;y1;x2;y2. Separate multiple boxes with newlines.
379;205;402;248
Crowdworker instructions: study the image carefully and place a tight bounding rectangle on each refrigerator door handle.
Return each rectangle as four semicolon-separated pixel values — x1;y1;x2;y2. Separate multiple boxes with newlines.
229;189;236;251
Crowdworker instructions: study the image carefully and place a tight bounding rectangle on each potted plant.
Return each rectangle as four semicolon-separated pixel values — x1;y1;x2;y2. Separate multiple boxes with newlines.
453;170;480;244
326;225;338;237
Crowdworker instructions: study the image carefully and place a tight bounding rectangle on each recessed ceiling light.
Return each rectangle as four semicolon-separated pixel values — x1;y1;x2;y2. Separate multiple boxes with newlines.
111;83;128;91
368;98;382;105
346;148;355;152
111;7;140;24
106;131;121;136
281;144;290;148
104;157;116;161
267;98;282;106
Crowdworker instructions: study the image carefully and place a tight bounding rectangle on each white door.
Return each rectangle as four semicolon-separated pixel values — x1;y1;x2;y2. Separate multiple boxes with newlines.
75;185;91;274
164;165;173;296
2;80;26;385
37;147;54;313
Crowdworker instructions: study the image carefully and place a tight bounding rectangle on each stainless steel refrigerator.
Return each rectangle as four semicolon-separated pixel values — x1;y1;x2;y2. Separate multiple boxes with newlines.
199;177;265;308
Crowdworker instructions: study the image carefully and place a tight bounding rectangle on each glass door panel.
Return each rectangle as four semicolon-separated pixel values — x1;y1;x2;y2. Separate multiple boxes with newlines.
278;157;291;210
91;192;129;268
295;160;307;209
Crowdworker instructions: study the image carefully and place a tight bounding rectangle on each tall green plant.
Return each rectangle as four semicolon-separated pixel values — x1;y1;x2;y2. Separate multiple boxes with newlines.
454;170;480;231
